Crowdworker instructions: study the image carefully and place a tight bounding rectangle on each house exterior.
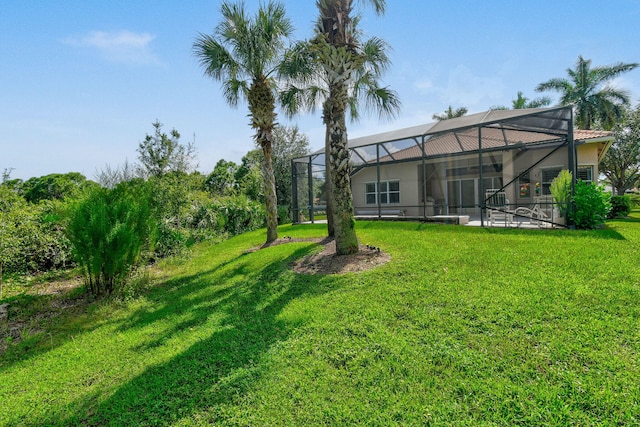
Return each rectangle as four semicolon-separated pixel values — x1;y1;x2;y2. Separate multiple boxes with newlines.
292;106;614;227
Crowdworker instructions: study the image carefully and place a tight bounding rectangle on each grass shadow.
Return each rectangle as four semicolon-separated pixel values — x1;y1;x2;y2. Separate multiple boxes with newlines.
28;242;335;426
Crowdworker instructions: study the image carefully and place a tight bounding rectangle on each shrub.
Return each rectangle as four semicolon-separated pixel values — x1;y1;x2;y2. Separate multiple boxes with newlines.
608;195;632;218
0;192;73;274
570;181;611;229
277;205;291;224
627;193;640;209
216;195;266;236
550;170;572;218
67;183;155;296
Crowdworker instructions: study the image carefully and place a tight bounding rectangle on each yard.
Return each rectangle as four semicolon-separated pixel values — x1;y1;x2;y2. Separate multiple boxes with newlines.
1;213;639;425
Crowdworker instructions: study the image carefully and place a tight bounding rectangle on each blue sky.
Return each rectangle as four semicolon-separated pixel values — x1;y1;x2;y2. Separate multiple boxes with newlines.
2;0;640;181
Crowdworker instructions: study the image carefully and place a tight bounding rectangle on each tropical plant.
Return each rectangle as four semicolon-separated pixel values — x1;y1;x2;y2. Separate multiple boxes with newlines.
432;105;467;121
550;169;572;219
67;183;155;296
281;32;400;237
536;55;638;130
137;121;197;178
511;91;551;109
193;1;294;243
600;105;640;195
308;0;394;254
570;180;611;229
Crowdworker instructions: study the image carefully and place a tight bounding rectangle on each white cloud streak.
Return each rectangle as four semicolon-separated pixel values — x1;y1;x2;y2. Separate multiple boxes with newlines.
62;30;160;65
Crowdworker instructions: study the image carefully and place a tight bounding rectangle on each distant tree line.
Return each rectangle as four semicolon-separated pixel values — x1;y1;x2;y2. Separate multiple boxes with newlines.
0;122;308;297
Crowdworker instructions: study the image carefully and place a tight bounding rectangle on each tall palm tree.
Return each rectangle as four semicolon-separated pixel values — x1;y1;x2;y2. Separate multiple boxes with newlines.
432;105;468;121
280;34;400;238
536;55;638;130
511;91;551;109
309;0;390;255
491;92;551;111
193;1;294;243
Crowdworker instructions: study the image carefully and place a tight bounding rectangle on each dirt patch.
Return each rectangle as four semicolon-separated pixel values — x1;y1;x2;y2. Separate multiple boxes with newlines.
0;277;88;355
252;237;391;275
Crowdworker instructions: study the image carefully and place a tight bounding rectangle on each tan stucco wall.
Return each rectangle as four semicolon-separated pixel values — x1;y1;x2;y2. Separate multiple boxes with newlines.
577;143;600;176
352;162;422;216
349;142;602;217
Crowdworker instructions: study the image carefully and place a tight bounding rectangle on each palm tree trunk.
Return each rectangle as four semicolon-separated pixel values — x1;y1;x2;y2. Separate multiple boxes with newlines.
248;78;279;244
328;82;358;254
323;104;335;237
261;142;279;243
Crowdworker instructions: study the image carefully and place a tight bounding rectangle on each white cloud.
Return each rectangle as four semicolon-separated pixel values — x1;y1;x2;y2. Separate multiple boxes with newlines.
62;30;160;65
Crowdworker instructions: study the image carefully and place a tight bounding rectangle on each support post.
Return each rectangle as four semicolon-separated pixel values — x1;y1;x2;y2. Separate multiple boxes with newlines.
308;158;314;223
479;127;484;227
291;159;298;223
376;143;381;218
567;111;576;228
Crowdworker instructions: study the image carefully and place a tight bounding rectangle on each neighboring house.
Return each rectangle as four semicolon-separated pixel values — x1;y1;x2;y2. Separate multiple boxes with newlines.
292;106;614;227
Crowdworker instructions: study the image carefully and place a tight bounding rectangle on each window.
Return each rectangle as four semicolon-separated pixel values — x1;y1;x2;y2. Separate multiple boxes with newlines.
577;165;593;184
365;180;400;205
541;167;562;196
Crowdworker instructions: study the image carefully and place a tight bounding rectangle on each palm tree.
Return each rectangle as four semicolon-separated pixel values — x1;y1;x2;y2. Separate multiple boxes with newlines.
432;105;468;121
511;91;551;109
280;33;400;238
309;0;390;255
491;92;551;110
536;55;638;130
193;1;294;243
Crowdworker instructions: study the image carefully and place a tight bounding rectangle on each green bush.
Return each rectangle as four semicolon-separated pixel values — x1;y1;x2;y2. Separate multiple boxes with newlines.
628;193;640;209
277;205;291;225
216;194;266;236
67;183;155;296
0;189;73;274
570;181;611;229
550;169;572;218
608;195;632;218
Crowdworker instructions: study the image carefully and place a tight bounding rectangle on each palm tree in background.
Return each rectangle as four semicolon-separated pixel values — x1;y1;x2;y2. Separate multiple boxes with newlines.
280;29;400;238
193;1;294;243
491;92;551;110
308;0;390;255
432;105;468;121
536;55;638;130
511;91;551;109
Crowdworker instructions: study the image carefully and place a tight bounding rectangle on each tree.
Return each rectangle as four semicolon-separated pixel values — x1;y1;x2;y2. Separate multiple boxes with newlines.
492;92;552;110
205;159;239;195
310;0;395;254
432;105;467;121
511;91;551;109
137;121;197;178
95;160;139;189
601;105;640;195
193;1;295;243
536;55;638;130
281;35;400;237
272;125;310;209
22;172;96;204
235;151;265;202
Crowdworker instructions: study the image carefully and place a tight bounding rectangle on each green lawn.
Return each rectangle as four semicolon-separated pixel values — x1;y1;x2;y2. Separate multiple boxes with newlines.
1;213;639;426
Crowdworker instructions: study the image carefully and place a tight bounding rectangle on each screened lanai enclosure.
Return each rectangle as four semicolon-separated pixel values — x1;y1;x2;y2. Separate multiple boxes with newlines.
292;106;579;228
